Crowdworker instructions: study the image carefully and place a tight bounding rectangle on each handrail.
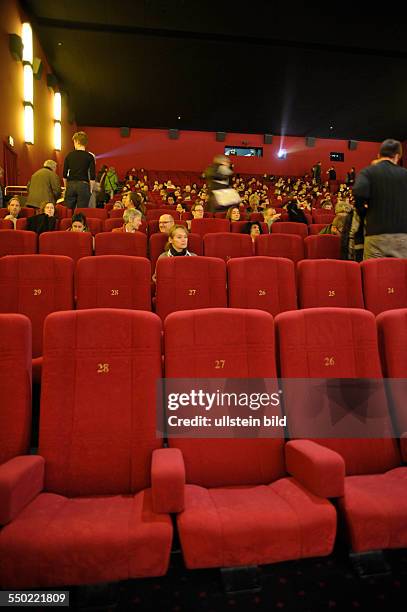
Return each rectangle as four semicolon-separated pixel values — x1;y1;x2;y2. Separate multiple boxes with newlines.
5;186;28;195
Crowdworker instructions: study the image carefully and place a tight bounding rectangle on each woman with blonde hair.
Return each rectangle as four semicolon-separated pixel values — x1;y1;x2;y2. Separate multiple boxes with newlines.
153;224;196;281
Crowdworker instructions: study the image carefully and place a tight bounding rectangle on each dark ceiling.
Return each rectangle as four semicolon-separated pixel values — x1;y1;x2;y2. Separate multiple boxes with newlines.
21;1;407;141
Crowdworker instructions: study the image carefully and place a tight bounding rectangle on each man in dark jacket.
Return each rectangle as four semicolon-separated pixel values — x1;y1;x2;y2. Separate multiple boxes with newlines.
26;160;61;209
353;139;407;259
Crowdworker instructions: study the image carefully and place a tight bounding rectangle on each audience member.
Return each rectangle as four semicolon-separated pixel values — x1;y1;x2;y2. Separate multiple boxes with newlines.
26;201;57;234
158;214;175;234
3;196;21;228
26;160;61;209
112;208;143;233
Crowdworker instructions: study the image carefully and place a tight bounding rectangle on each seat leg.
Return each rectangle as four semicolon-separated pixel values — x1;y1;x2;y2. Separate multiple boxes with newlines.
349;550;391;578
221;565;261;594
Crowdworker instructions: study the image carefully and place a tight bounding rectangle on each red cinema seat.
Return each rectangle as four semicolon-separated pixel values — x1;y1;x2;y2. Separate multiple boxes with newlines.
361;258;407;315
0;310;174;587
39;231;93;263
76;255;151;310
95;231;147;257
155;256;226;320
164;309;336;569
19;207;35;219
109;208;126;218
149;233;203;271
231;221;268;234
271;222;308;238
377;309;407;453
312;212;335;224
275;308;405;555
255;234;304;264
304;235;341;259
297;260;364;308
227;256;297;315
146;208;177;221
0;220;14;230
0;314;31;465
203;232;253;261
75;207;108;220
148;220;187;236
190;218;230;238
55;204;69;219
60;217;102;236
0;255;74;383
0;230;37;257
309;224;328;235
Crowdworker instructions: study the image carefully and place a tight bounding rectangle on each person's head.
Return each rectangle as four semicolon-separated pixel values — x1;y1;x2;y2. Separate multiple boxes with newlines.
123;208;142;231
331;215;347;235
7;197;21;218
166;224;189;252
123;191;143;211
191;201;204;219
72;131;88;150
248;193;260;209
263;206;277;221
167;195;176;206
113;201;124;210
335;201;352;215
159;214;175;234
247;221;263;240
40;201;55;216
226;206;241;221
43;160;57;172
71;213;88;232
176;203;185;214
379;139;402;162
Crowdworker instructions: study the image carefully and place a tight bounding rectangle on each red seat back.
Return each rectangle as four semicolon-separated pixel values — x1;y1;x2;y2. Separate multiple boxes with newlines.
75;207;108;220
60;217;102;236
304;235;341;259
0;230;37;257
361;258;407;315
298;260;364;308
190;218;230;237
203;233;253;261
39;231;93;263
255;234;304;264
271;222;308;238
94;231;147;257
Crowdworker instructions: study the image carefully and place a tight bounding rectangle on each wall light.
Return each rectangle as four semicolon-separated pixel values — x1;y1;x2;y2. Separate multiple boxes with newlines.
23;64;33;104
24;104;34;144
54;92;61;121
54;121;61;151
22;23;33;64
277;149;287;159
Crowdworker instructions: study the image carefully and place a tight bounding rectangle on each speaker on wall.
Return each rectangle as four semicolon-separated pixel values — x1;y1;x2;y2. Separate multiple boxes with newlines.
348;140;358;151
120;127;130;138
264;134;273;144
9;34;23;61
216;131;226;142
46;73;58;89
33;57;43;80
305;137;316;147
169;129;179;140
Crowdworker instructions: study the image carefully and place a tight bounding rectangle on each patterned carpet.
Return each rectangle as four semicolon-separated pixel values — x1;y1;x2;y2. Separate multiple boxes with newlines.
72;546;407;612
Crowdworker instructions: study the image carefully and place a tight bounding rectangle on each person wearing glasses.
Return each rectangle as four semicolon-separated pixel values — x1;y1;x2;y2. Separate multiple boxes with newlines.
158;214;175;234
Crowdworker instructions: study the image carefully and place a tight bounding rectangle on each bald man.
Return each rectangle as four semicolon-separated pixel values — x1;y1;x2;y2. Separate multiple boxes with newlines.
158;214;175;234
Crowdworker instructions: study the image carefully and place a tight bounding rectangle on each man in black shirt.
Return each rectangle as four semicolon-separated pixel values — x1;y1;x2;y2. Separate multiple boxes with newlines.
63;131;96;209
353;139;407;259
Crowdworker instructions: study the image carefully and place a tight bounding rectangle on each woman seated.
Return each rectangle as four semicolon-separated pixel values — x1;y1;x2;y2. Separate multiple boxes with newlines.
4;196;21;228
153;225;196;281
66;212;88;232
112;208;143;233
226;206;241;222
319;214;347;235
245;220;263;243
26;201;57;234
186;201;205;229
122;191;146;218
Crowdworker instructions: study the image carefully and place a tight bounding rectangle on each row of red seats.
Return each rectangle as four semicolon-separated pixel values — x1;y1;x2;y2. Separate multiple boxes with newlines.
0;229;341;264
1;254;406;382
0;306;406;588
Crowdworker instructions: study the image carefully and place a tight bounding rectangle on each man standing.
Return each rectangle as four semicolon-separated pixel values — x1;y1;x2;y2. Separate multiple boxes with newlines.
312;161;322;184
63;131;96;209
26;160;61;209
353;139;407;259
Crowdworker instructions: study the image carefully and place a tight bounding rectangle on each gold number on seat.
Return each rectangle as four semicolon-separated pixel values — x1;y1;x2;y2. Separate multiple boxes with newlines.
188;289;197;296
259;289;266;296
324;357;335;366
33;288;42;296
328;290;336;297
387;287;395;294
215;360;225;369
97;363;110;374
111;289;119;296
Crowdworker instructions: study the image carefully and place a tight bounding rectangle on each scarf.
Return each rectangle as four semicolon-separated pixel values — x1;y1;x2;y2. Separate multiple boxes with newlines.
168;245;192;257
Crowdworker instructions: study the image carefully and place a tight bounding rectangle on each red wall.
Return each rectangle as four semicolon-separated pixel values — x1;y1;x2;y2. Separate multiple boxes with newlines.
0;0;76;185
81;126;381;181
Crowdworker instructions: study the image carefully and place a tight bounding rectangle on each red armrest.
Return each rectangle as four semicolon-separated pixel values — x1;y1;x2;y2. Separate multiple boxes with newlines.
0;455;45;525
151;448;185;513
285;439;345;498
401;432;407;463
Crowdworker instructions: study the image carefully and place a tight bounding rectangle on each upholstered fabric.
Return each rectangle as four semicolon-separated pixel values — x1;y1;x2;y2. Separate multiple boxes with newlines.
227;256;297;315
156;257;227;320
76;255;151;310
178;479;336;569
0;230;37;257
361;258;407;315
60;217;102;236
95;231;147;256
0;489;172;587
203;233;253;262
0;255;74;358
339;467;407;552
190;218;230;238
0;314;31;464
255;234;304;263
304;235;341;259
0;456;44;525
39;231;93;263
271;222;308;238
151;448;185;513
297;260;364;308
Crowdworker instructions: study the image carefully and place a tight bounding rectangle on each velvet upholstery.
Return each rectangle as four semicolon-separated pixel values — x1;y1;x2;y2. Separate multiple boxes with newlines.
227;256;297;316
203;233;254;261
39;231;93;263
95;231;147;256
0;230;37;257
255;234;304;264
361;258;407;315
304;235;341;259
190;218;230;237
297;260;364;308
271;222;308;238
